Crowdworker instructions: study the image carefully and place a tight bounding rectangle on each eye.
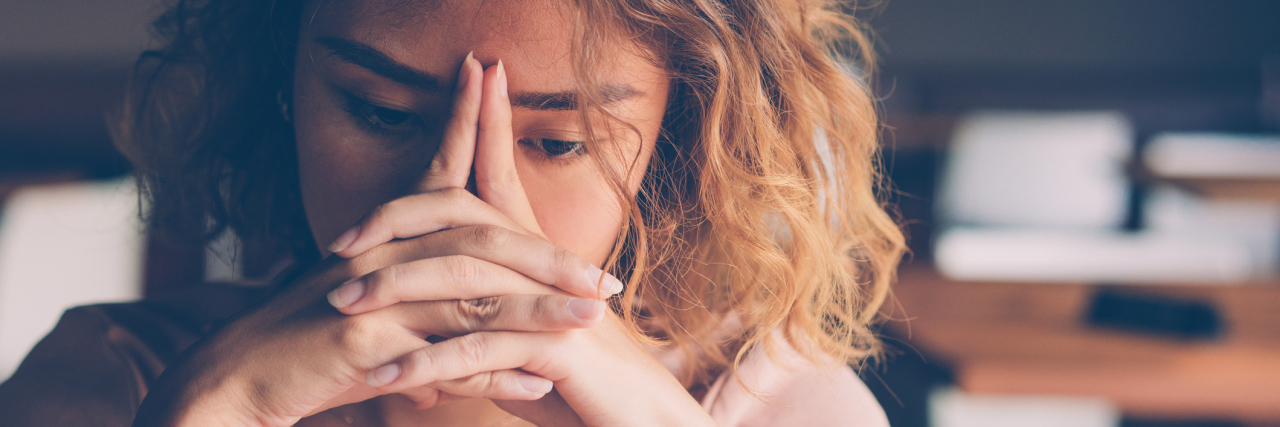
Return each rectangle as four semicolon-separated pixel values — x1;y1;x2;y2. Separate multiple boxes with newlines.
365;107;411;127
520;137;586;159
341;94;420;135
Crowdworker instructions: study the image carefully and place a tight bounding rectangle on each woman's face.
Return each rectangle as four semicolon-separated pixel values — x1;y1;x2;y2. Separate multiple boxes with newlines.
292;0;669;265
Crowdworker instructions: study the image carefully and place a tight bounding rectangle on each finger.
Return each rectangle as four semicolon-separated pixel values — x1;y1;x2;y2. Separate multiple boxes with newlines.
393;387;448;410
395;387;477;409
326;188;532;258
367;225;624;298
475;60;545;237
376;294;606;337
493;391;588;427
428;370;553;402
364;332;552;393
329;255;548;313
418;51;482;193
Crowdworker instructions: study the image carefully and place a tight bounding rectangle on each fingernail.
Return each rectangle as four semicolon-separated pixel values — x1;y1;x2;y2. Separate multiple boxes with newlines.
518;374;553;394
327;279;365;309
567;298;605;321
496;60;507;97
585;266;624;295
366;363;401;387
456;51;474;90
327;225;360;254
605;274;624;295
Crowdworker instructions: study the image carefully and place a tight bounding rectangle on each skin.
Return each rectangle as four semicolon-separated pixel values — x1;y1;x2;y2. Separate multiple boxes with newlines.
296;0;662;265
130;0;717;426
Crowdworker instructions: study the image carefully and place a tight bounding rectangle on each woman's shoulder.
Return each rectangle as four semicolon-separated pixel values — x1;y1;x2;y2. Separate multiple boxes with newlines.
0;283;271;426
699;334;890;427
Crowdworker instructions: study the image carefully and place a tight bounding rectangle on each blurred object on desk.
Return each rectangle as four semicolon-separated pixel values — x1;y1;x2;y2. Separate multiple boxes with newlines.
1145;186;1279;277
1144;132;1280;204
935;185;1280;284
934;228;1257;284
929;387;1119;427
1145;133;1280;180
933;112;1280;284
1085;289;1223;340
937;111;1133;229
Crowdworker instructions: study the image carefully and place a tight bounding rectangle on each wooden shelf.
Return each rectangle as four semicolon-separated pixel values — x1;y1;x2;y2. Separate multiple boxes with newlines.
883;267;1280;422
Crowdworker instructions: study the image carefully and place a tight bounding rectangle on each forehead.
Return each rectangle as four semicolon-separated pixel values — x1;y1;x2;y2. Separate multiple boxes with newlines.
308;0;581;79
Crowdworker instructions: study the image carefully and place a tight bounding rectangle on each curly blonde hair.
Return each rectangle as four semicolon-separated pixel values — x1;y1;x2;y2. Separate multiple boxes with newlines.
572;0;905;390
115;0;904;393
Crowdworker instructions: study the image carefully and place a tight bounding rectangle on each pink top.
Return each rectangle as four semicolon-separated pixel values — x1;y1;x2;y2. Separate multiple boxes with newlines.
652;334;889;427
700;343;888;426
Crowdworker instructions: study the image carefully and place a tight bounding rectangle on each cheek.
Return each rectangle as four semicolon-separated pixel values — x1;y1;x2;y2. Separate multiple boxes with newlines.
520;139;655;266
292;71;427;247
522;165;625;266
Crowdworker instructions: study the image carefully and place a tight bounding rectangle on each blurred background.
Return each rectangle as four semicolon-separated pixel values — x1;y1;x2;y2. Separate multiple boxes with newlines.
1;1;1278;426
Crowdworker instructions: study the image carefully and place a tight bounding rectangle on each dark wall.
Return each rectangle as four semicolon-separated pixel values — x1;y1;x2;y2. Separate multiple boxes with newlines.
872;0;1280;132
872;0;1280;74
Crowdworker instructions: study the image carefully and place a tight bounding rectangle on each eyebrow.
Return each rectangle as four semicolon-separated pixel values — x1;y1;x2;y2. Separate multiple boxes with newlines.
317;37;444;93
315;37;641;111
511;85;639;111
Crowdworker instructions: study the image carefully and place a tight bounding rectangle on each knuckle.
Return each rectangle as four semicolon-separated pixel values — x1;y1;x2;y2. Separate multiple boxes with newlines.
479;372;502;393
499;170;521;187
366;203;393;229
406;345;439;380
454;333;491;368
440;186;473;205
467;225;509;253
481;171;521;191
552;247;579;279
454;297;501;332
426;156;451;176
529;296;555;324
441;256;480;289
332;316;380;357
457;372;494;392
366;264;402;300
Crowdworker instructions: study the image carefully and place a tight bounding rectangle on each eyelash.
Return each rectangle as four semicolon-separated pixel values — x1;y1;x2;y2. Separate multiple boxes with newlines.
340;93;421;137
340;93;588;163
519;137;588;163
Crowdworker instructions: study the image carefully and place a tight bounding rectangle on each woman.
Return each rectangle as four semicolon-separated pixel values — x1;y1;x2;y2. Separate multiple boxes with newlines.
0;0;904;425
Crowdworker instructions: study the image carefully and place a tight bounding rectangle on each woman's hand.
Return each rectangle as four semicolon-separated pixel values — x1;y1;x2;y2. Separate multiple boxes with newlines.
331;58;717;427
131;54;621;427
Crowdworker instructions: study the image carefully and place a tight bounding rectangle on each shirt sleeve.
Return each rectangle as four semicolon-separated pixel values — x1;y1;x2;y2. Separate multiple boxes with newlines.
700;336;890;427
0;305;163;427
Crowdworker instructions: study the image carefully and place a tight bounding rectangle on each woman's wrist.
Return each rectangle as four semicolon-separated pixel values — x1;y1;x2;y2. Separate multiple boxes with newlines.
132;336;274;427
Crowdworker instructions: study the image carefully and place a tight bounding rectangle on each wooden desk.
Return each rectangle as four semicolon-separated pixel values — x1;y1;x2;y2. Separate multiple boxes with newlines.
884;267;1280;422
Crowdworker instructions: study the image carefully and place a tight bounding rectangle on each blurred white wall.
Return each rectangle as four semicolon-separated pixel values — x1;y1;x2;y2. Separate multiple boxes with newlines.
0;179;145;380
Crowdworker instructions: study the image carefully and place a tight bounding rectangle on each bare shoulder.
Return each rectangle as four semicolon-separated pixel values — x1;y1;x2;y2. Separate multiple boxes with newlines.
700;335;890;427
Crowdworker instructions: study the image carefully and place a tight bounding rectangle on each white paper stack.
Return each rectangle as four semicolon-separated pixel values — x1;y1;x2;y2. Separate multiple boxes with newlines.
937;111;1133;229
934;112;1277;284
935;228;1257;284
1146;133;1280;179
